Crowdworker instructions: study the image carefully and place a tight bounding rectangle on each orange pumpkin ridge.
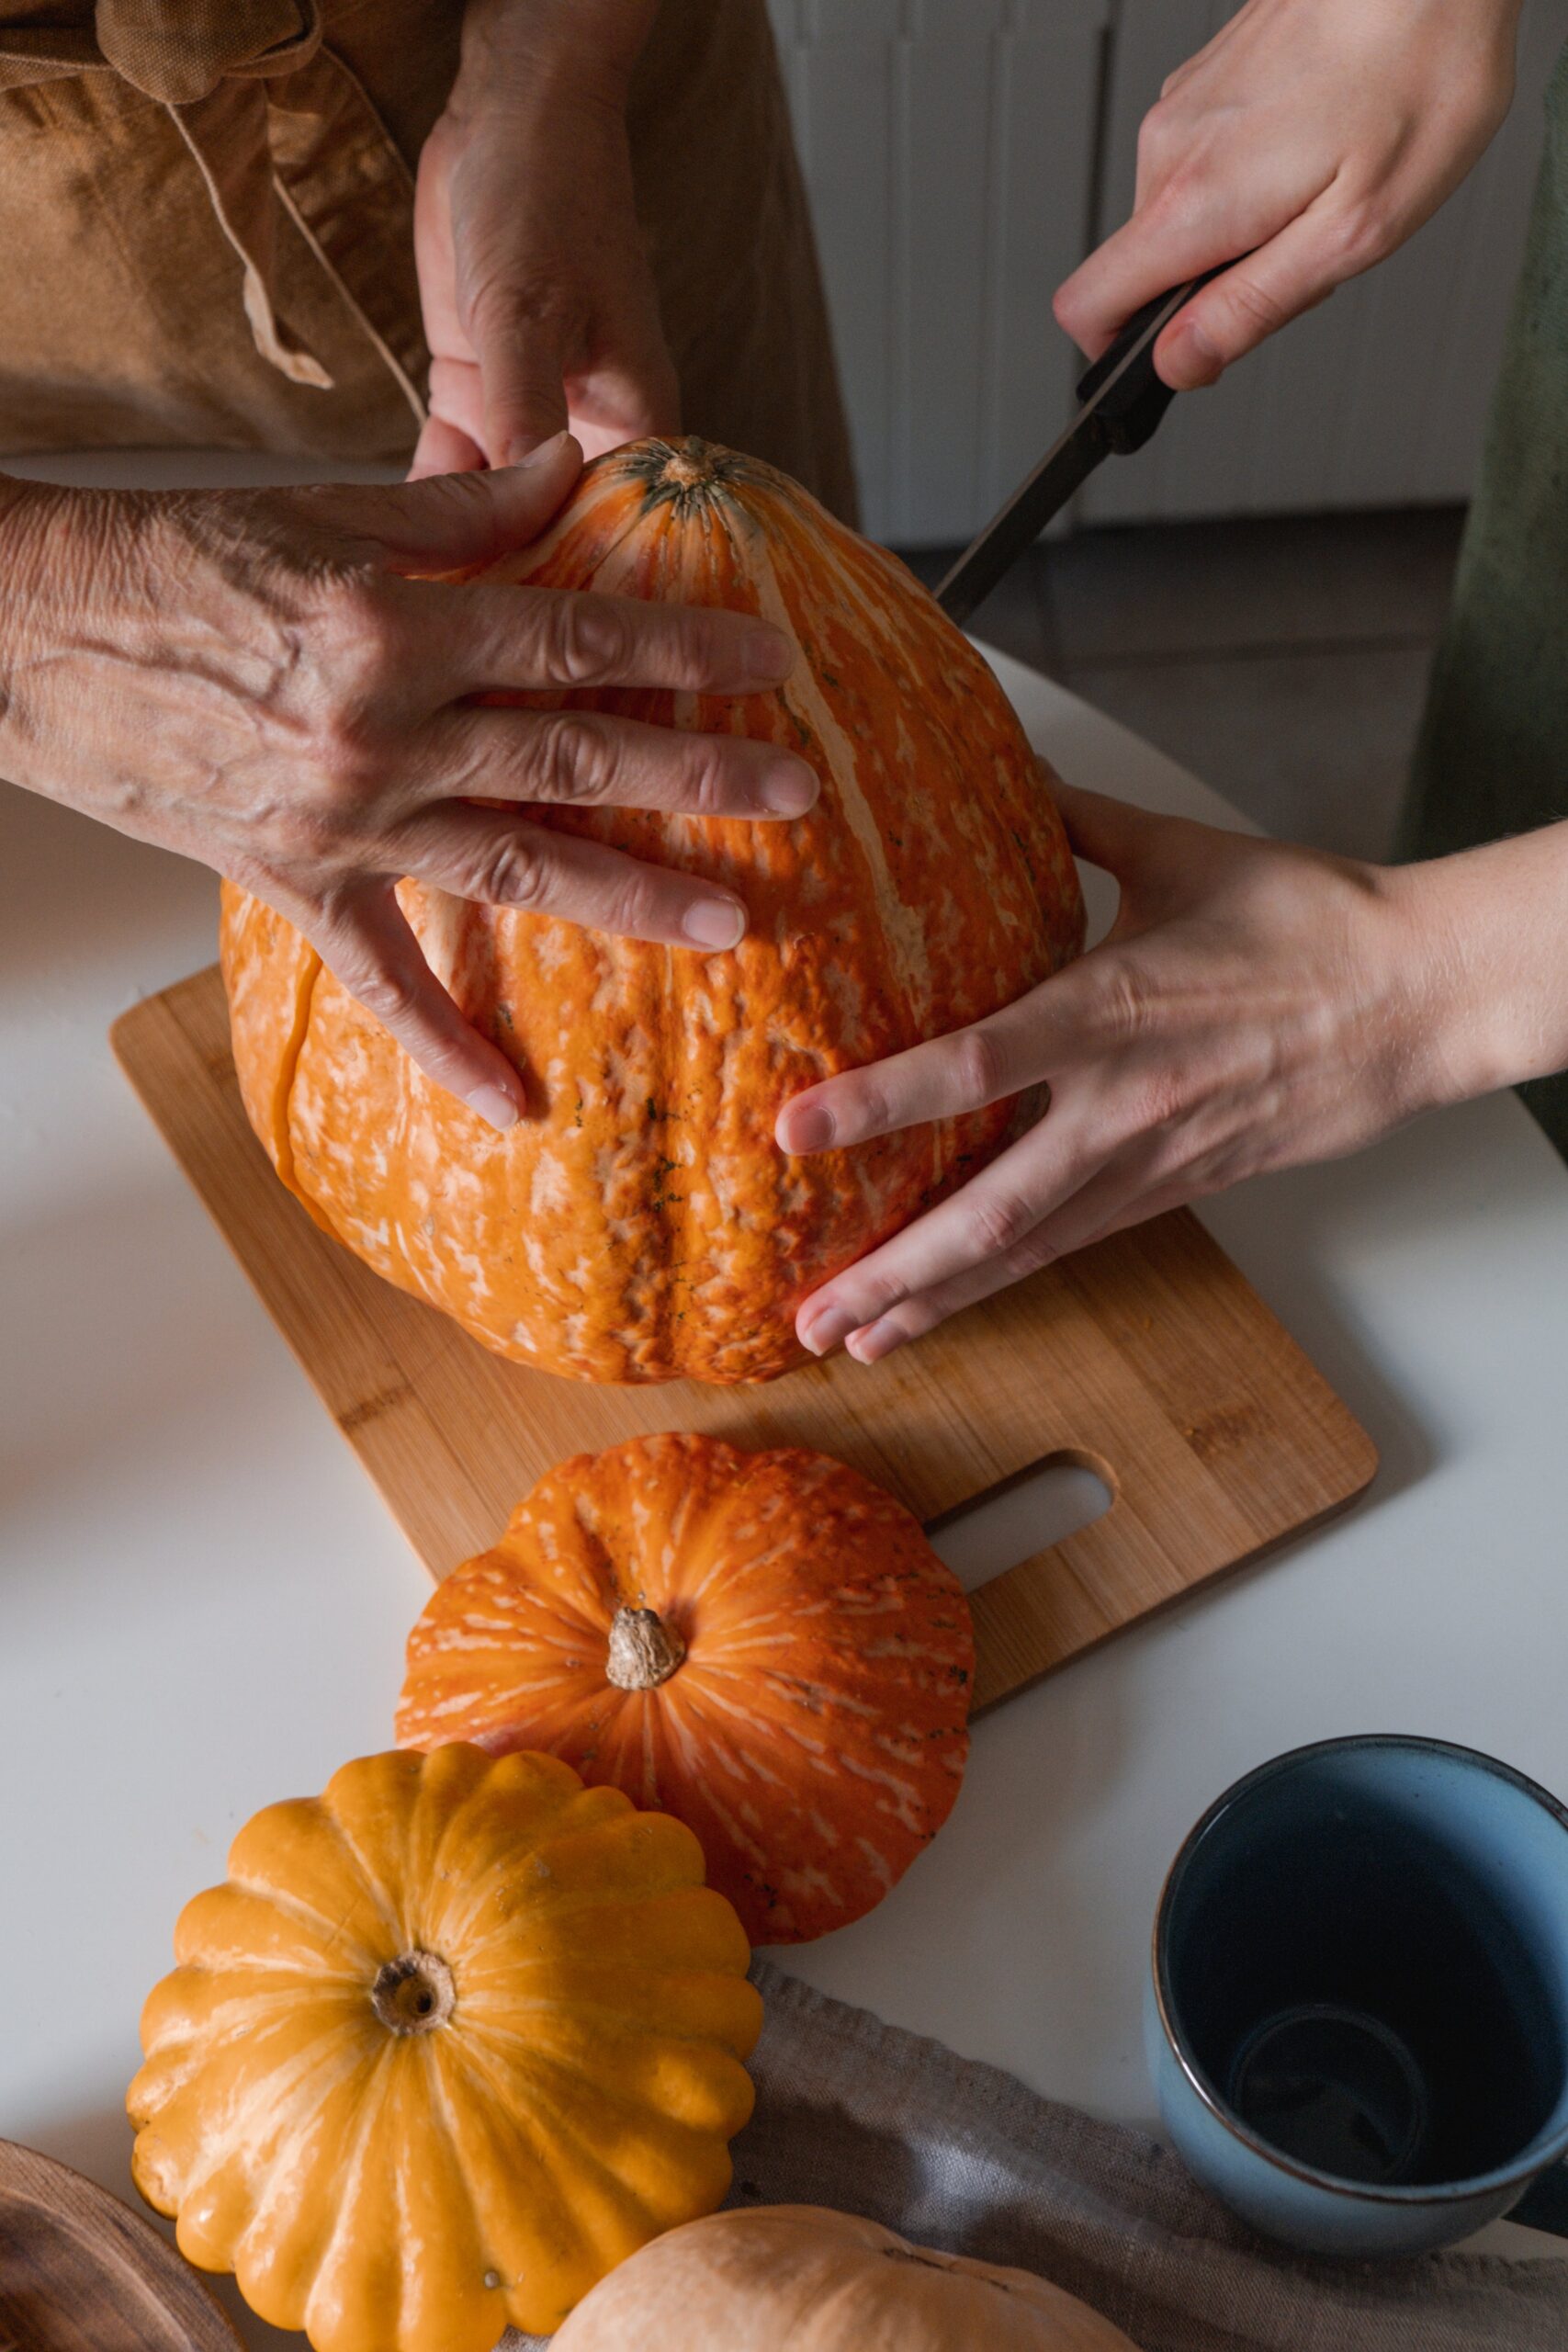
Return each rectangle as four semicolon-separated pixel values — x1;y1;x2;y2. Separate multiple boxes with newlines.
223;435;1085;1384
395;1433;975;1945
127;1744;761;2352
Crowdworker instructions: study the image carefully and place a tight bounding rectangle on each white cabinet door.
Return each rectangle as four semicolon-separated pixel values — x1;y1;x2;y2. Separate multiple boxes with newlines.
767;0;1110;542
768;0;1562;539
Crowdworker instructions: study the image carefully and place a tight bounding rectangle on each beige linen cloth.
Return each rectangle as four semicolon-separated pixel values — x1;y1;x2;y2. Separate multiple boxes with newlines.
0;0;857;516
503;1963;1568;2352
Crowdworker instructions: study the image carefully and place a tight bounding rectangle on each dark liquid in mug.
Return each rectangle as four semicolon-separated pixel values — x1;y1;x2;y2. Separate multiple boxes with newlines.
1167;1811;1562;2186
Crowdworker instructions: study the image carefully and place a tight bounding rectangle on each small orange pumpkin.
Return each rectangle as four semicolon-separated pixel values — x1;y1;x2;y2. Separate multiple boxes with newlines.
221;435;1085;1385
396;1433;974;1944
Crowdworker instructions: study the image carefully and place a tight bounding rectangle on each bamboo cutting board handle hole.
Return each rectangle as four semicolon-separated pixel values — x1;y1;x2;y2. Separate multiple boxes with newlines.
109;966;1380;1731
926;1447;1118;1597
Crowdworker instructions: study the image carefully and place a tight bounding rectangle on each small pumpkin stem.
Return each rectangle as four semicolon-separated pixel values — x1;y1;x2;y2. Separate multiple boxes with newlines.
371;1950;456;2035
605;1605;686;1691
661;438;713;490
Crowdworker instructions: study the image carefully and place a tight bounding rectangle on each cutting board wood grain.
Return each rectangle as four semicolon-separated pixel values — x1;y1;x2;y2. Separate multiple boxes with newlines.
113;966;1378;1713
0;2141;241;2352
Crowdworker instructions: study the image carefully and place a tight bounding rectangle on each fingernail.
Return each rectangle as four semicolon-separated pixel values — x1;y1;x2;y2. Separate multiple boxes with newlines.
783;1102;835;1153
801;1304;855;1355
468;1084;521;1131
683;898;746;951
747;627;795;683
510;429;573;469
761;757;818;817
846;1321;899;1365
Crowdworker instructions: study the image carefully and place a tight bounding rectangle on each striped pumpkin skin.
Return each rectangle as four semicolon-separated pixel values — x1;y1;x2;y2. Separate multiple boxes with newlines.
395;1433;975;1946
220;436;1085;1385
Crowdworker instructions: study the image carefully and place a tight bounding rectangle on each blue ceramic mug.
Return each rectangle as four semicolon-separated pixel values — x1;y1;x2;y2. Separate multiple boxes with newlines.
1146;1735;1568;2255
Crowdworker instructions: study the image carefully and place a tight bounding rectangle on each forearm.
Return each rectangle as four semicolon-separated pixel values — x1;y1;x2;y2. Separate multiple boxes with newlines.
1406;821;1568;1107
456;0;659;107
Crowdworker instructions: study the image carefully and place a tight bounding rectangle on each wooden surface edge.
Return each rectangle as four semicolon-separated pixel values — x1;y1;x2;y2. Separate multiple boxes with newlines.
968;1441;1380;1717
0;2139;243;2350
111;967;1386;1724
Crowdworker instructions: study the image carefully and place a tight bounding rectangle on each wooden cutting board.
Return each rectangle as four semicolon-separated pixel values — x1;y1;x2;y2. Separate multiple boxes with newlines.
113;966;1377;1714
0;2142;241;2352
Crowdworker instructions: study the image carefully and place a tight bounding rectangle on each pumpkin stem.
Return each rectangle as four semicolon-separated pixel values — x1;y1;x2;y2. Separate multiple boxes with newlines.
660;438;715;490
605;1605;686;1691
371;1950;456;2035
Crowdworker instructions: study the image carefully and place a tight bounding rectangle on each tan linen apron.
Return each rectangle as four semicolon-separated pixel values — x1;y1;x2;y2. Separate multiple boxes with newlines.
0;0;858;518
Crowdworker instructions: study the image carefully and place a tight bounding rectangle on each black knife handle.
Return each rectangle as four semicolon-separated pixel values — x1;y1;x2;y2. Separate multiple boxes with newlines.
1074;264;1234;454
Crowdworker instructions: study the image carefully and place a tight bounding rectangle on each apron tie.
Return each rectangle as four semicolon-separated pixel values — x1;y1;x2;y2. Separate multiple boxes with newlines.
0;3;428;424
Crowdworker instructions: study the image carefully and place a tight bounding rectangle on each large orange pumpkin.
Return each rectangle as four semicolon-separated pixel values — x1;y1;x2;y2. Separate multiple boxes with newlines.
395;1432;974;1944
222;436;1084;1384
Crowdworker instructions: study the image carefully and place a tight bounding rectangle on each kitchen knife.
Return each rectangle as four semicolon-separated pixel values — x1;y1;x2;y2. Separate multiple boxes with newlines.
935;268;1228;627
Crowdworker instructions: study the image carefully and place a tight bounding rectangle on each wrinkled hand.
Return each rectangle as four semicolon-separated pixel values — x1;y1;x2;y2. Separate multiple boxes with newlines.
1055;0;1522;390
0;437;811;1125
779;785;1472;1363
412;3;676;474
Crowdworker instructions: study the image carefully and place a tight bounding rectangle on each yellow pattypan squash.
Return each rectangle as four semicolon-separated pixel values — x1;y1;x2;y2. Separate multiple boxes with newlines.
127;1744;761;2352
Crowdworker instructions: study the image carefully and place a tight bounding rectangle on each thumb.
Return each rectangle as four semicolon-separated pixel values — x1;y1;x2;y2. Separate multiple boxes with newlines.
1150;211;1345;390
469;289;573;467
326;432;585;574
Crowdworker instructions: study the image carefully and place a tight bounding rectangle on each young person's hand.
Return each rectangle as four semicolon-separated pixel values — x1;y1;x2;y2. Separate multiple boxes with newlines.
781;783;1568;1363
1055;0;1523;390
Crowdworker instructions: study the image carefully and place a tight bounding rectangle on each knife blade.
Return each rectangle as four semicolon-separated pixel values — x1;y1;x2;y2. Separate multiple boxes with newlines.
935;268;1228;627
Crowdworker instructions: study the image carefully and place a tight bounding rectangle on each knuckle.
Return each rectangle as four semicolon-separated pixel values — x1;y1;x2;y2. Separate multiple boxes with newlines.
316;572;400;686
1088;959;1148;1047
1138;97;1179;159
473;837;551;911
824;1075;891;1145
857;1270;911;1323
602;871;661;939
531;711;617;805
270;802;346;869
540;593;635;686
299;582;401;812
963;1188;1036;1261
1004;1227;1061;1281
1325;198;1393;272
1216;271;1290;339
949;1025;1008;1109
1142;157;1210;232
305;717;385;831
346;957;421;1030
681;741;739;819
468;274;564;337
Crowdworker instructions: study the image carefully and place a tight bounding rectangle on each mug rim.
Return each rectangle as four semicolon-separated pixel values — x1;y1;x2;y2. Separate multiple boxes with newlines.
1152;1732;1568;2206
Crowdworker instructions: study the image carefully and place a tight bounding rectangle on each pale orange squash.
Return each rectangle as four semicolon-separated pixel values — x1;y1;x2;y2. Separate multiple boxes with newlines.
222;435;1084;1384
396;1432;974;1944
551;2207;1145;2350
127;1745;761;2352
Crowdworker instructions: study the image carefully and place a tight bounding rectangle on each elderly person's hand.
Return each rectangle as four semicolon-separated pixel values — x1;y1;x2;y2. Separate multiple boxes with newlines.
779;784;1568;1363
1055;0;1522;391
0;435;811;1126
412;0;674;474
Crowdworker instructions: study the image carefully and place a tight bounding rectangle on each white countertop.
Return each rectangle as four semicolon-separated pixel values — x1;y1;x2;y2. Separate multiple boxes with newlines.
4;455;1567;2334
